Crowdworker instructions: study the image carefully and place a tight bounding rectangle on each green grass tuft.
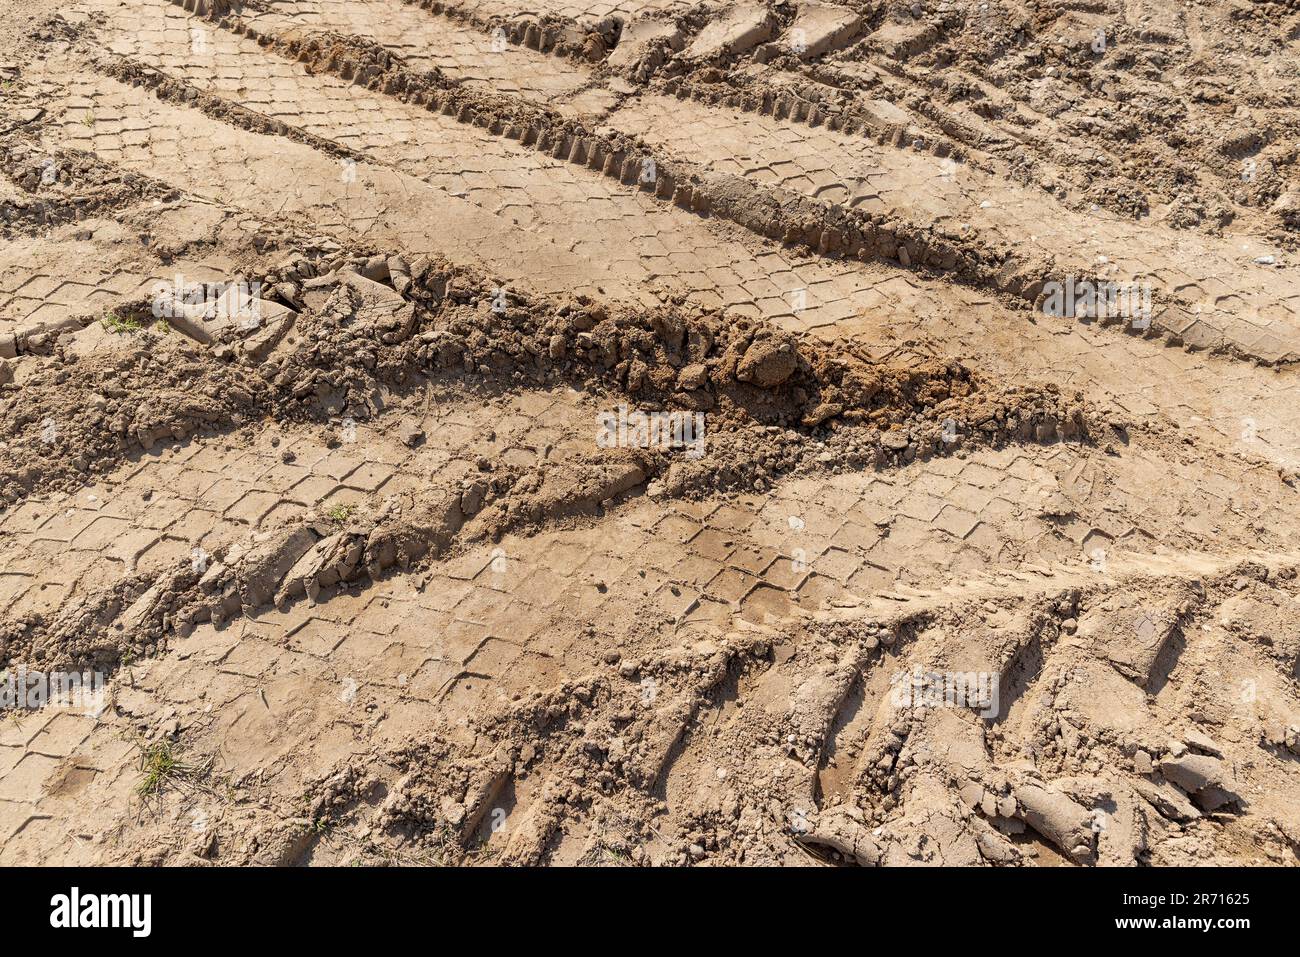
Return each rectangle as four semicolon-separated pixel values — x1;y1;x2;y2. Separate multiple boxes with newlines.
101;312;142;334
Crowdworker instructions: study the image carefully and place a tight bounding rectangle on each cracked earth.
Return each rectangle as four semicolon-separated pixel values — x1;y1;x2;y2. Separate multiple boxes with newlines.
0;0;1298;866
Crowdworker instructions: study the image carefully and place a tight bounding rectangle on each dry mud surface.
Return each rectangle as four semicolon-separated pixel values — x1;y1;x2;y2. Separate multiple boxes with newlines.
0;0;1299;867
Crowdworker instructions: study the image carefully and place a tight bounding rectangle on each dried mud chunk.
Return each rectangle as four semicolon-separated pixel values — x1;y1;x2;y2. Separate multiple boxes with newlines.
802;400;842;427
625;356;649;392
676;362;709;391
974;826;1021;864
1076;586;1201;687
1013;783;1096;864
159;284;292;346
1261;719;1300;756
366;491;463;573
1182;728;1223;758
688;5;776;59
119;571;185;634
796;807;882;866
1132;778;1200;823
840;369;880;405
881;430;910;451
301;269;398;315
608;17;683;70
533;458;648;519
460;753;512;841
460;478;488;516
235;525;319;610
1271;190;1298;228
1158;755;1242;812
736;336;798;387
276;531;365;605
239;310;296;362
780;3;863;60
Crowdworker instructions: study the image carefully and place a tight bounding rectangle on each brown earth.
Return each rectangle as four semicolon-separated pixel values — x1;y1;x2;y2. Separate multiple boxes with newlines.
0;0;1298;867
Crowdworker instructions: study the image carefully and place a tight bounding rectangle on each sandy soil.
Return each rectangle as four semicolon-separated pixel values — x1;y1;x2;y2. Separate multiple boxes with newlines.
0;0;1298;866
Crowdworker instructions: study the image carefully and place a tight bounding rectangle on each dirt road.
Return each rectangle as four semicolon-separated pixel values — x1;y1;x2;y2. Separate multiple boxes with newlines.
0;0;1298;866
